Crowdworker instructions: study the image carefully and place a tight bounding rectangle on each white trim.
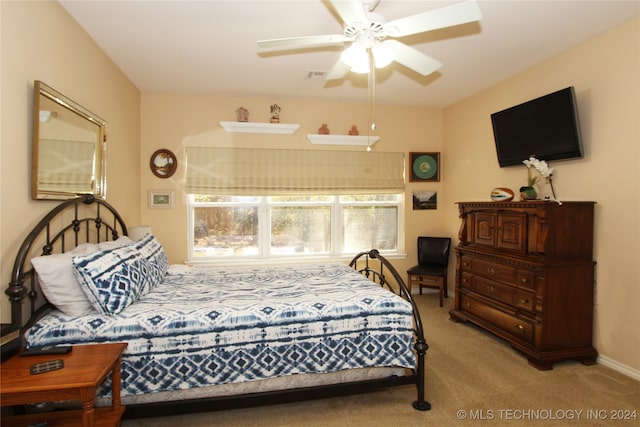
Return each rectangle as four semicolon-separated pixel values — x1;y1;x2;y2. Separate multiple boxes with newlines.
185;253;408;267
597;354;640;381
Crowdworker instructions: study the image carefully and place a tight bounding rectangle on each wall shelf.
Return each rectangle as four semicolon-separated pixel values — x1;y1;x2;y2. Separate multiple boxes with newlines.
306;134;379;146
220;121;299;134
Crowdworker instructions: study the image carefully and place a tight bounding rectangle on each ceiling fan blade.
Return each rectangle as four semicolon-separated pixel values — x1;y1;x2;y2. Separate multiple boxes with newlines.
385;0;482;38
329;0;369;26
386;40;442;76
326;58;351;80
258;34;350;50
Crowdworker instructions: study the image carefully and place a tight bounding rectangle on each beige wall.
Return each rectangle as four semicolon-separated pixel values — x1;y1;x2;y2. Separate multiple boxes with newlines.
443;17;640;373
140;93;446;271
0;1;141;322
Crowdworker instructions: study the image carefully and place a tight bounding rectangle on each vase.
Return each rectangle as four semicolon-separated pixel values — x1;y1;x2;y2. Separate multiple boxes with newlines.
519;186;537;200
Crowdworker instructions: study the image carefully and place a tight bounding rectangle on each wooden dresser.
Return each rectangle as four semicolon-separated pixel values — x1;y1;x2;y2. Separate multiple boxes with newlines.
449;201;597;370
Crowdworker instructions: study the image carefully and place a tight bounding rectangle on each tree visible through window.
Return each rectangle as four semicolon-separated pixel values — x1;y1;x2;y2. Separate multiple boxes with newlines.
189;194;402;260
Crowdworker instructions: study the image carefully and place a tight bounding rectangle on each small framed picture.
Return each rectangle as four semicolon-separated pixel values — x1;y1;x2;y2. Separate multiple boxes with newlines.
412;191;437;210
148;190;174;209
409;152;440;182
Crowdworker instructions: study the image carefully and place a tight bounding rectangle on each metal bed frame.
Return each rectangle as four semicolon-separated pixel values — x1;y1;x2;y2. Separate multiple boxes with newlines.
4;195;430;418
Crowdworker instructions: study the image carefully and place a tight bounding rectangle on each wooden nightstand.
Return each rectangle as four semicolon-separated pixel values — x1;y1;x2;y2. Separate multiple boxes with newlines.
1;342;127;426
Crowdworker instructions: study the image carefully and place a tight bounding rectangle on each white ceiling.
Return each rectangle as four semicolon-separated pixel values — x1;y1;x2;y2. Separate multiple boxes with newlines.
60;0;639;108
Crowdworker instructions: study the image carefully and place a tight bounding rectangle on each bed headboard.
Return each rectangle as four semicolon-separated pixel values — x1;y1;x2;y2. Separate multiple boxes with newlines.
4;195;127;351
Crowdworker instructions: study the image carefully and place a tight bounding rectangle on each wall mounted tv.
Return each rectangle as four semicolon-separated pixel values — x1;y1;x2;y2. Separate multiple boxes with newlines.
491;86;584;167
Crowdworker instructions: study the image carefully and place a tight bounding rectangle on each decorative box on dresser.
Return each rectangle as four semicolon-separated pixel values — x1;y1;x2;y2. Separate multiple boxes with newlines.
449;201;597;370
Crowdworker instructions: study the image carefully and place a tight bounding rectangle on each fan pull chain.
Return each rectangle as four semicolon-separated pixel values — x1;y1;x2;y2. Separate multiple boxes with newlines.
367;49;376;152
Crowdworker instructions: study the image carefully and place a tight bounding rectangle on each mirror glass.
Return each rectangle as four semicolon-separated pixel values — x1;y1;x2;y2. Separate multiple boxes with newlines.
32;81;107;200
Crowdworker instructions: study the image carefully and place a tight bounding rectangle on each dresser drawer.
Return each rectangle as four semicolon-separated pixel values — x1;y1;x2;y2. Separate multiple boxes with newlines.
459;293;534;343
460;272;473;289
516;270;536;289
515;290;535;312
469;276;536;313
472;258;517;283
460;256;473;272
472;276;515;306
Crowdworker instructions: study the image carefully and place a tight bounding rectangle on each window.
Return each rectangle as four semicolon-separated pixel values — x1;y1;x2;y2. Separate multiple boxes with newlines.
189;194;403;261
185;147;405;262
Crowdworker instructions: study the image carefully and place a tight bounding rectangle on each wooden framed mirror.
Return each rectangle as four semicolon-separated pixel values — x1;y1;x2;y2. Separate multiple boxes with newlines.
32;81;107;200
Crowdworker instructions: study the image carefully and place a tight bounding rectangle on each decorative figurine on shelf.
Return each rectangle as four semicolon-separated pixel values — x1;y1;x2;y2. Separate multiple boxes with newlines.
236;106;249;122
348;125;359;135
270;104;281;123
318;123;330;134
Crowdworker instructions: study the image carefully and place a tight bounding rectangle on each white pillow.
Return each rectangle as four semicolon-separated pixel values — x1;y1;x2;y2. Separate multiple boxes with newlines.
97;235;133;251
31;243;99;316
73;244;151;315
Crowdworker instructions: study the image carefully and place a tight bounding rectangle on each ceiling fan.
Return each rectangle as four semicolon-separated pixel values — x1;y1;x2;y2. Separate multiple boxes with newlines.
257;0;482;80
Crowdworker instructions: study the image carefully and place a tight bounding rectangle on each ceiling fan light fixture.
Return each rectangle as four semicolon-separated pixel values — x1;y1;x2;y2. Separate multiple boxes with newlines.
341;43;368;69
341;43;370;73
372;42;394;68
350;61;370;74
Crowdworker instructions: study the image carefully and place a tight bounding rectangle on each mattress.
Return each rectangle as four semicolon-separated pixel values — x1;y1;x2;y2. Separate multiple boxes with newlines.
25;263;416;400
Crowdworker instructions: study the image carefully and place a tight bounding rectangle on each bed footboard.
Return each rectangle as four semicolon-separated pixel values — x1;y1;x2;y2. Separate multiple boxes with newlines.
349;249;431;411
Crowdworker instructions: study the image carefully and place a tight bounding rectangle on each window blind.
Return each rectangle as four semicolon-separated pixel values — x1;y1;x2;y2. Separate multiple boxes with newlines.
186;147;405;195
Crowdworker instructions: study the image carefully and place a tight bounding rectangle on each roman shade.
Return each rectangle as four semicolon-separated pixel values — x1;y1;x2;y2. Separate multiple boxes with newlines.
186;147;405;195
37;139;95;193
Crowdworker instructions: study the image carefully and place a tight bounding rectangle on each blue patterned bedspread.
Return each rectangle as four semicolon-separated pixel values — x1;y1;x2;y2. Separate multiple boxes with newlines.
26;263;416;398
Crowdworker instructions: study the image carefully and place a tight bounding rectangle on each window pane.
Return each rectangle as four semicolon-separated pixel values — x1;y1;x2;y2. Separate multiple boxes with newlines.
343;206;398;252
193;195;226;203
340;194;399;202
193;195;258;203
270;195;332;203
193;206;259;257
271;206;331;255
189;193;402;260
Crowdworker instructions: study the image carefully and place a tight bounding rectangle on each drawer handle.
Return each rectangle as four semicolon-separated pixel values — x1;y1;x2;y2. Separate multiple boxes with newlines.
486;285;497;294
488;267;496;275
463;301;474;309
520;278;529;284
520;299;530;305
514;324;528;334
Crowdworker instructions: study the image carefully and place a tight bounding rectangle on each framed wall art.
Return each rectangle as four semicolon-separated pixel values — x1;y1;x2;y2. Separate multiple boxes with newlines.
150;149;177;178
412;191;437;210
148;190;174;209
409;152;440;182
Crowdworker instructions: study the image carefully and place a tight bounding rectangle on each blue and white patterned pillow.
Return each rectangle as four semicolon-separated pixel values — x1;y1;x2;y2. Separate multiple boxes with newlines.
134;233;168;290
72;244;150;315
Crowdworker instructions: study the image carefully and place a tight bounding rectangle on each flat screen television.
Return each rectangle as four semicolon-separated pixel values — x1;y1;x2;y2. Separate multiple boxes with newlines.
491;87;584;167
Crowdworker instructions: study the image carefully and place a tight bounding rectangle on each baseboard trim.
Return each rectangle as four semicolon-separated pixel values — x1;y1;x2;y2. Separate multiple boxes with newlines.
597;355;640;381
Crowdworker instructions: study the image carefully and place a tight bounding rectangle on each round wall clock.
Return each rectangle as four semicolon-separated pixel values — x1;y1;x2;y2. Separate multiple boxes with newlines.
150;149;177;178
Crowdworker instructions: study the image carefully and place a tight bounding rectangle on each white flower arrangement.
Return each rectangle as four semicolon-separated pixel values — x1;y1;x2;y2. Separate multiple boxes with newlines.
522;156;561;204
522;156;553;186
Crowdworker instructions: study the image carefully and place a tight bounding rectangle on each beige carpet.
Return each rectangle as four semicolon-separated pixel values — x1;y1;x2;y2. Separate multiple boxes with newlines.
122;294;640;427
